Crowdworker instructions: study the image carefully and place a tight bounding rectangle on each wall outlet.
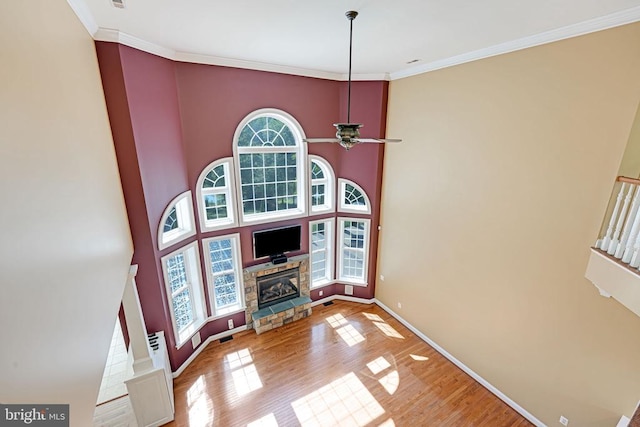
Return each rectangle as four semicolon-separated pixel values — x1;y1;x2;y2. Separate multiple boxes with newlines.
380;274;385;281
191;332;201;349
319;290;323;296
228;319;234;329
397;302;402;309
345;285;353;295
559;416;568;426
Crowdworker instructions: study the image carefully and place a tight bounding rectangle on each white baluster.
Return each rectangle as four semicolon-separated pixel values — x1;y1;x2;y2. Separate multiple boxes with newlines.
615;184;640;259
600;183;626;250
608;184;634;254
629;233;640;267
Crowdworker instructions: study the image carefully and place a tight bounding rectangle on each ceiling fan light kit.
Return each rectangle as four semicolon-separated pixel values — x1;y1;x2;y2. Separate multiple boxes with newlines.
303;10;402;151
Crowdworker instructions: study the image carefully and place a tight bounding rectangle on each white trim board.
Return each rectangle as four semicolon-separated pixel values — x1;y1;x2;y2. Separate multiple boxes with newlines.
374;298;545;427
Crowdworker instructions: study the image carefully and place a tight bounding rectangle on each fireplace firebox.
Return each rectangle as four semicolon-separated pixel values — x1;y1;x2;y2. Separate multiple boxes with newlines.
257;267;300;309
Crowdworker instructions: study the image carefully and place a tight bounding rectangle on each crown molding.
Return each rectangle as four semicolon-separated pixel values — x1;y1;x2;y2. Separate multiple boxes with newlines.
390;5;640;80
70;2;640;81
174;51;343;80
66;0;98;36
94;28;176;60
94;27;390;81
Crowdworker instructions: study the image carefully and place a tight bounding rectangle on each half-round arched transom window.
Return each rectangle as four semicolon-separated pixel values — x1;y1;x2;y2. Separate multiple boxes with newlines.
233;109;307;224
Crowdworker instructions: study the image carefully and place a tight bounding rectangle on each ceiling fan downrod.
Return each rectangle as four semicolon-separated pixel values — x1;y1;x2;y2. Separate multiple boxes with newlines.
346;10;357;124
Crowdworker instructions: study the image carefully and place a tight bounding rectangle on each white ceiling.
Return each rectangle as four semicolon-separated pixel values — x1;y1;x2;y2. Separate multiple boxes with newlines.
68;0;640;80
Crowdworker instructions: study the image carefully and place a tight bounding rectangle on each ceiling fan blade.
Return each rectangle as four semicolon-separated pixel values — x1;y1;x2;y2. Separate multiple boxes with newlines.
356;138;403;144
303;138;340;143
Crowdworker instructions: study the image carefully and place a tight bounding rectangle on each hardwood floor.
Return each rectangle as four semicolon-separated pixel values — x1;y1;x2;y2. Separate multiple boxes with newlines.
168;301;532;427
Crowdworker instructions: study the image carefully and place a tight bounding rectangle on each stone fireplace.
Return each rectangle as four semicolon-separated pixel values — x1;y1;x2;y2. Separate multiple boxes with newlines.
244;255;311;334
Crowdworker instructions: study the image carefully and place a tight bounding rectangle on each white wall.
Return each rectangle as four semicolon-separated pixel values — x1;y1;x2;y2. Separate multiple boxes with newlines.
0;1;133;425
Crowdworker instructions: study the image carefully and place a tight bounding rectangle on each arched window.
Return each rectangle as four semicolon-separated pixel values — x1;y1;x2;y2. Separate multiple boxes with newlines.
338;178;371;214
233;109;307;225
196;159;237;231
158;191;196;250
309;155;335;214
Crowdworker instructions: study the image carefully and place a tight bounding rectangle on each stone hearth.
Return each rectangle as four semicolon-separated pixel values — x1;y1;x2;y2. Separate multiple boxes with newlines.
243;255;311;334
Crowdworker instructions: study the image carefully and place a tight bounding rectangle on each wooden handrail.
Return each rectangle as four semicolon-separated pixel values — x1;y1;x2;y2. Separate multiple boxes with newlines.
617;176;640;185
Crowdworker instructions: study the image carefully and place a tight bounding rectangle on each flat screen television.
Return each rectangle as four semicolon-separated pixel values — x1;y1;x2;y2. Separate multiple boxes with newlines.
253;225;301;260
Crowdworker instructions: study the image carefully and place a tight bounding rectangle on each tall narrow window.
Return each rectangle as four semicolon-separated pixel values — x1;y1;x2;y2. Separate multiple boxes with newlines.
202;234;244;317
196;159;237;231
337;218;370;285
338;179;371;214
234;109;307;225
309;155;335;214
161;242;207;348
158;191;196;250
310;218;335;288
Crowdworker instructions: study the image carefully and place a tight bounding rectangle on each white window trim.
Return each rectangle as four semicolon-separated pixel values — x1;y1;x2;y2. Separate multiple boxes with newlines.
233;108;308;226
196;158;238;232
309;155;336;215
337;178;371;215
309;217;335;289
337;217;371;286
202;233;245;318
160;241;207;349
158;191;197;251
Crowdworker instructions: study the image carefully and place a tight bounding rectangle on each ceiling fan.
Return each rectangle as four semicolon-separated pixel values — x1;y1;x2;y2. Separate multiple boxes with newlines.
303;11;402;151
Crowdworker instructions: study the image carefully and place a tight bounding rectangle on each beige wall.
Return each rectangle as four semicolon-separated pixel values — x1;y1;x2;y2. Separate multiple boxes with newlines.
618;103;640;178
0;1;133;426
379;23;640;426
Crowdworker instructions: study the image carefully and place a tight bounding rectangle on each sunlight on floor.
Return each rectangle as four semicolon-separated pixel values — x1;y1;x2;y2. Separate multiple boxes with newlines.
373;322;404;339
224;348;263;397
232;364;263;396
362;313;384;322
378;370;399;395
326;313;366;347
336;324;366;347
378;418;396;426
291;372;385;427
247;412;279;426
365;355;399;395
187;376;214;427
410;354;429;361
326;313;349;328
225;348;253;369
366;356;391;375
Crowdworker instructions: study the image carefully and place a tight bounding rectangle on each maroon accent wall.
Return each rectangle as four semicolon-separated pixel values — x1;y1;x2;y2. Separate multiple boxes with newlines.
96;41;389;370
95;42;172;348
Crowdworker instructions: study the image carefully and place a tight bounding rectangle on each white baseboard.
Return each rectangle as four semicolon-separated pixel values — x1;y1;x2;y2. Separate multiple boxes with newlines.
172;325;247;378
374;299;545;427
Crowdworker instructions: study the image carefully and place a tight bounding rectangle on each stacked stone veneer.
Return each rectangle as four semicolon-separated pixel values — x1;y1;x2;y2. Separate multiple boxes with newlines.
244;254;312;334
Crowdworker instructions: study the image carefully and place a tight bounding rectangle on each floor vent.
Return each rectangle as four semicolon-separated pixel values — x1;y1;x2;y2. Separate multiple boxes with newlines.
220;335;233;343
323;301;334;306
